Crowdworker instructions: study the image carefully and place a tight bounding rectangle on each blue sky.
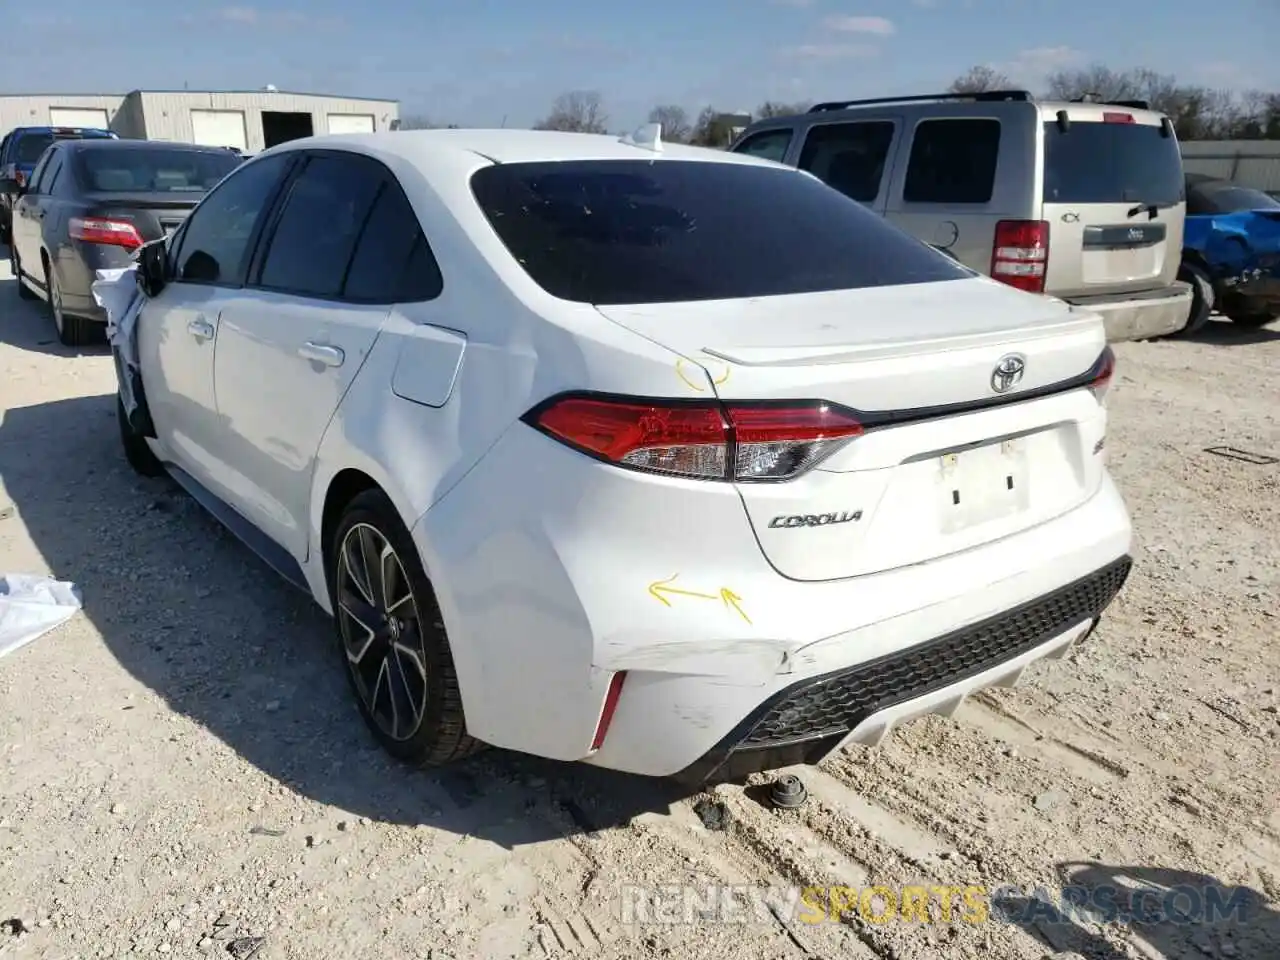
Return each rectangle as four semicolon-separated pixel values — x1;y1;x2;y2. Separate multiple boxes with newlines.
4;0;1278;129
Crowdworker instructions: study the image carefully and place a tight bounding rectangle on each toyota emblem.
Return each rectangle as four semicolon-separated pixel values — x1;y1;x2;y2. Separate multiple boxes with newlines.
990;354;1026;393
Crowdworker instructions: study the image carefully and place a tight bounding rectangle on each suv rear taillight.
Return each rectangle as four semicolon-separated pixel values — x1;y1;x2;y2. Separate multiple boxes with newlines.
13;170;25;188
524;395;864;482
1089;346;1115;402
69;216;143;250
991;220;1049;293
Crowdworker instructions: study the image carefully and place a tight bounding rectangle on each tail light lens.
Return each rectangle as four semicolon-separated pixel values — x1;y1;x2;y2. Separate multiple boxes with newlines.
1102;112;1135;124
69;216;143;250
14;170;26;188
526;395;864;482
991;220;1049;293
1089;346;1115;402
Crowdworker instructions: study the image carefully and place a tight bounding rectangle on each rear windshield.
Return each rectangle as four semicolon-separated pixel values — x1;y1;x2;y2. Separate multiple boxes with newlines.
15;134;55;164
469;159;969;304
75;148;241;193
1042;121;1184;206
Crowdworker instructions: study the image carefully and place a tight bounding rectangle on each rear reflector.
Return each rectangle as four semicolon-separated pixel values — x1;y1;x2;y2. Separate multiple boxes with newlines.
991;219;1049;293
69;216;143;250
526;395;864;482
1102;112;1135;124
591;672;627;751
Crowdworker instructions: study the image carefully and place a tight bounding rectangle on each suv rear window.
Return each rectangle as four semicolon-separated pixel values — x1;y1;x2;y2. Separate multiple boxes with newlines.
1043;121;1183;205
470;159;968;305
15;134;56;165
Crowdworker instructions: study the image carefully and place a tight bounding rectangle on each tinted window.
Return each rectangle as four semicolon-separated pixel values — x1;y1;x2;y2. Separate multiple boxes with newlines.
40;156;64;195
75;147;239;194
26;151;54;193
1043;121;1183;206
175;153;291;286
732;130;792;164
16;134;55;165
1187;180;1280;215
257;155;382;298
798;121;895;203
342;182;443;302
903;119;1001;205
470;160;968;305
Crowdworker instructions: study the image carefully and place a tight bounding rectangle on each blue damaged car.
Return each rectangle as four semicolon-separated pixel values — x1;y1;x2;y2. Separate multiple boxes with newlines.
1178;173;1280;334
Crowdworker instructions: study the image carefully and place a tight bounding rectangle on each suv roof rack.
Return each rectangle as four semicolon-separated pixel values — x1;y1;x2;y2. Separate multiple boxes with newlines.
808;90;1035;113
1068;96;1151;109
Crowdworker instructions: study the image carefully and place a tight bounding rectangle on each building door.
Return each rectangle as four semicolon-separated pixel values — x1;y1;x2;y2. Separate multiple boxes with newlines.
48;107;109;129
190;110;249;152
327;114;375;134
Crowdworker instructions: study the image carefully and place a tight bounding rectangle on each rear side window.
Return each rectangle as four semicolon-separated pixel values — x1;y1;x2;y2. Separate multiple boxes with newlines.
1043;121;1183;206
470;159;968;305
798;121;895;203
342;182;444;302
903;119;1002;205
257;155;382;298
732;129;792;164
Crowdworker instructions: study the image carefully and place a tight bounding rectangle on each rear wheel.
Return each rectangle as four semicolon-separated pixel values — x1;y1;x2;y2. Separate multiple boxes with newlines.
117;394;164;477
329;489;482;767
48;264;95;347
1172;261;1214;337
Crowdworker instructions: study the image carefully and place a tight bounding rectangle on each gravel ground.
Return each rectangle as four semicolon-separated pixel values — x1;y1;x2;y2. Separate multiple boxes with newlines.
1;258;1278;960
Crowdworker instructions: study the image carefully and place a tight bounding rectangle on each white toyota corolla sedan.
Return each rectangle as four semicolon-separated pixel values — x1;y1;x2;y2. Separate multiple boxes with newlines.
115;126;1133;784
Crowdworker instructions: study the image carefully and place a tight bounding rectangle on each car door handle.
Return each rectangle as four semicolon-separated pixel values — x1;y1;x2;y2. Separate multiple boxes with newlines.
298;342;344;367
188;317;215;341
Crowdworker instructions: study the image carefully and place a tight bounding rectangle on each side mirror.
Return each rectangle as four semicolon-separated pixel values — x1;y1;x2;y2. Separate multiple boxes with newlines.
136;239;168;297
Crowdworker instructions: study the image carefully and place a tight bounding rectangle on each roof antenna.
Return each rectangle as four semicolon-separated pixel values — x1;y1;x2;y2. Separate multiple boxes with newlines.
619;122;663;153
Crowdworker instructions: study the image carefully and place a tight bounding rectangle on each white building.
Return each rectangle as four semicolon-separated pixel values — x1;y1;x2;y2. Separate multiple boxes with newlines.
0;89;400;153
1181;140;1280;194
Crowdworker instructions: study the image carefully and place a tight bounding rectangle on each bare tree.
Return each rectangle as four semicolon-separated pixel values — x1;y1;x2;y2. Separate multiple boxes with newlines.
753;100;811;119
534;90;609;133
645;104;692;143
948;65;1014;94
396;115;438;130
689;106;722;147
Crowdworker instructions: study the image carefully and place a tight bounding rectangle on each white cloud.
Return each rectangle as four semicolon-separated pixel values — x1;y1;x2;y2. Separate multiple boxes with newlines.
823;15;896;36
217;6;259;24
771;0;817;6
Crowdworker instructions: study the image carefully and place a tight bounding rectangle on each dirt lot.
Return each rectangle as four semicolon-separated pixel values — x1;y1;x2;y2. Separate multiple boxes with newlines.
1;259;1278;960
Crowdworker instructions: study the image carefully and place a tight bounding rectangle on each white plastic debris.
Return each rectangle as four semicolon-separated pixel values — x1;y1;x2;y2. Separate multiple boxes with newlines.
91;265;146;421
0;574;83;660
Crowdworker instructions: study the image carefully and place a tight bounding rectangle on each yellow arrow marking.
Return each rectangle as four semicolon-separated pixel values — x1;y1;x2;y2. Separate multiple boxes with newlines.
648;575;752;624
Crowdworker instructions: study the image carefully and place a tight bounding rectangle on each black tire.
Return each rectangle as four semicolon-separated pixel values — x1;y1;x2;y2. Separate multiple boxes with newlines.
1226;311;1277;329
328;488;482;767
12;247;37;300
47;263;95;346
117;394;164;477
1172;261;1214;337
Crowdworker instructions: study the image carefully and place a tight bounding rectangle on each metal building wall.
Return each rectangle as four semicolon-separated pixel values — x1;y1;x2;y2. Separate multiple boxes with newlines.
0;94;126;136
1181;140;1280;193
137;91;400;152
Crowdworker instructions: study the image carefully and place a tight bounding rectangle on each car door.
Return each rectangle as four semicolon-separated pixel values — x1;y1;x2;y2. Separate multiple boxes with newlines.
134;152;294;490
210;151;398;558
11;148;55;278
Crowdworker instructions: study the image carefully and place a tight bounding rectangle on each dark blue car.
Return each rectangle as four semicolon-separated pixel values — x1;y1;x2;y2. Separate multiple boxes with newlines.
1179;173;1280;333
0;125;118;244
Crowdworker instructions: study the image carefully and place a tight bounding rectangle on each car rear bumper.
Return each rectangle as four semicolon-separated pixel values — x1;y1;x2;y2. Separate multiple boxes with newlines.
1229;274;1280;310
1064;282;1193;341
413;424;1134;780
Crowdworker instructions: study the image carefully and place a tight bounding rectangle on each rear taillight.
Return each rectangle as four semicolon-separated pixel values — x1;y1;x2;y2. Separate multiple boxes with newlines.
1089;346;1115;402
13;170;25;188
525;395;864;482
991;220;1049;293
1102;112;1135;124
69;216;143;250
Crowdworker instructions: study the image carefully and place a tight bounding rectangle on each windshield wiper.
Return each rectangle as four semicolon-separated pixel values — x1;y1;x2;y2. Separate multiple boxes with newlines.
1127;201;1174;220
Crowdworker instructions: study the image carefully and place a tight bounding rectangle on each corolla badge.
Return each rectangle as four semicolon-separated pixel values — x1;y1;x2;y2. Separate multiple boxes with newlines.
990;354;1026;394
768;511;862;529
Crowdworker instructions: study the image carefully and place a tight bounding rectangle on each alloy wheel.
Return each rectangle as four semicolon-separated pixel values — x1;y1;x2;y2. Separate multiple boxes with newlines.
334;522;429;741
49;270;64;335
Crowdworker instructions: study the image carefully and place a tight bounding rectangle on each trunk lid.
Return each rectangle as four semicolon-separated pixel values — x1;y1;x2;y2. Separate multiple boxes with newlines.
596;277;1110;580
1039;109;1186;299
84;192;200;242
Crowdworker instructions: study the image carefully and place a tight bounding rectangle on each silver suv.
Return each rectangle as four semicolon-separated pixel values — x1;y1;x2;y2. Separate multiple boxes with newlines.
731;90;1192;341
